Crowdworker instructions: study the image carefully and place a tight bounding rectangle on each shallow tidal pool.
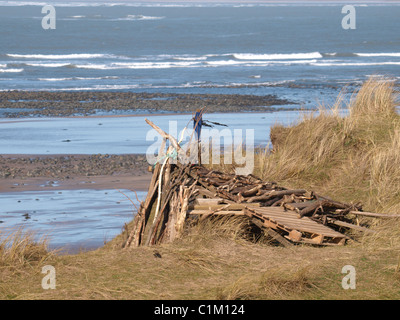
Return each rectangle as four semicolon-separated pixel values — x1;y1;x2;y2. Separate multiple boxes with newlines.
0;189;145;253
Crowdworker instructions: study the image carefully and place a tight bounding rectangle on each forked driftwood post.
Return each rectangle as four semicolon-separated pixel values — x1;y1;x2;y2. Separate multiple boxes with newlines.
124;118;196;247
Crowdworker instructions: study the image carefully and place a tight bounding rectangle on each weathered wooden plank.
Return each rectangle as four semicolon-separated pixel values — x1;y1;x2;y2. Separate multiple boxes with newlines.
310;234;324;244
288;230;302;242
327;218;376;233
195;187;216;198
251;218;293;247
189;203;260;211
283;236;346;246
246;207;346;239
348;210;400;218
188;210;245;216
194;198;226;205
248;208;340;231
247;189;307;203
283;201;317;210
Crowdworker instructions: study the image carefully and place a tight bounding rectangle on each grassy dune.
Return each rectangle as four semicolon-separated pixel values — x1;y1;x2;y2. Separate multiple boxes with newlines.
1;78;400;300
259;77;400;213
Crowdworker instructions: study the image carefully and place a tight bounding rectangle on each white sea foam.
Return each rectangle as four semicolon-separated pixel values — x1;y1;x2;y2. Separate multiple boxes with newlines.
356;53;400;57
72;57;319;70
33;79;299;92
38;78;71;81
0;68;23;73
76;76;119;80
233;52;323;60
55;84;142;91
205;59;318;67
311;61;400;67
26;62;72;68
76;61;202;70
123;15;165;21
123;61;200;69
173;57;207;61
38;76;119;81
73;63;110;70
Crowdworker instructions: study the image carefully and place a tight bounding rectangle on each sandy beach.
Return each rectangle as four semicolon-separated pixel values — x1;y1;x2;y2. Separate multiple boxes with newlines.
0;154;152;193
0;91;296;118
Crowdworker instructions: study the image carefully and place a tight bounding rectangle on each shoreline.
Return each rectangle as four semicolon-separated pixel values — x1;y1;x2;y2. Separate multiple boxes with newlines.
0;108;295;121
0;91;298;118
0;154;152;193
0;174;152;193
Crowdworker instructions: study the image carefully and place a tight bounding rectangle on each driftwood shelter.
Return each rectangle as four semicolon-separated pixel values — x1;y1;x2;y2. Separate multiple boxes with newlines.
123;117;395;249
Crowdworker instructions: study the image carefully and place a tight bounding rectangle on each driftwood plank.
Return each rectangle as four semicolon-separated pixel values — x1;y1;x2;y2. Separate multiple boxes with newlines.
251;218;293;247
247;189;307;203
188;210;245;216
327;218;375;234
189;203;260;211
145;118;182;153
194;198;226;205
245;206;347;245
347;210;400;218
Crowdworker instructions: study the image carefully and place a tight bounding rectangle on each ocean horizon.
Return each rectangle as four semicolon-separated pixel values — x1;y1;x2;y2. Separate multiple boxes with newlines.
0;1;399;108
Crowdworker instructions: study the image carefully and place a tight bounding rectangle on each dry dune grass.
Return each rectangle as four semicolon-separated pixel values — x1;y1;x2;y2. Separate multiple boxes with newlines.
0;228;56;299
0;228;53;268
1;214;400;300
257;77;400;212
216;266;313;300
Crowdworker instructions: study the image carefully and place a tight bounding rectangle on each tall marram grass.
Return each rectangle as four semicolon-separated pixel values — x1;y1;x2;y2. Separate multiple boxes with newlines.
257;77;399;210
253;76;400;251
0;228;52;267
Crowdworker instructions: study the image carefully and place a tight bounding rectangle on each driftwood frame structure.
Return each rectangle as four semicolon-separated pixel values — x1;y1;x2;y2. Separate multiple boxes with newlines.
123;118;398;248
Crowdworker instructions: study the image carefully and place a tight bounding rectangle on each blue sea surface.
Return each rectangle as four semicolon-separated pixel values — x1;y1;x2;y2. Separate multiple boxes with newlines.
0;2;399;107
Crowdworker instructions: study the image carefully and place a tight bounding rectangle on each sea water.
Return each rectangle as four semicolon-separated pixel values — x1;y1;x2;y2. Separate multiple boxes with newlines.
0;2;399;107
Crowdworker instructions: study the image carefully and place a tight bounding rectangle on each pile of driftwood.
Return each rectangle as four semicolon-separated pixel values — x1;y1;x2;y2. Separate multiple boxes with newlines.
123;119;397;248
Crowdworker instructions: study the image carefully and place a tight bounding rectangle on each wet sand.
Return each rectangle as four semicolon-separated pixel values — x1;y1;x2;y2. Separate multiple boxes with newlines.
0;91;297;118
0;154;152;193
0;174;152;193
